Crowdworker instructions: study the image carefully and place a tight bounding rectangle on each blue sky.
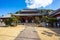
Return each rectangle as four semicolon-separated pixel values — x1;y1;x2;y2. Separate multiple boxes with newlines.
0;0;60;16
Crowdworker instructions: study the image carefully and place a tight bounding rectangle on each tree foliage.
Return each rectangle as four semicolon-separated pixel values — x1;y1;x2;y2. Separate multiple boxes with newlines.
39;9;55;15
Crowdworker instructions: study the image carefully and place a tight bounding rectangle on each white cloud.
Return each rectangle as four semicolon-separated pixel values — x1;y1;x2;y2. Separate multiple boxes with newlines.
25;0;53;9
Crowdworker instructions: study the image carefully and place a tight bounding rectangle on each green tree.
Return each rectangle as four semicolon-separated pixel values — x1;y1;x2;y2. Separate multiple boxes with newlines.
11;14;19;26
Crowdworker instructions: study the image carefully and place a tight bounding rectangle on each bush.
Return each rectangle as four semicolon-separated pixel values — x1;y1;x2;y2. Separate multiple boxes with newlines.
4;18;13;26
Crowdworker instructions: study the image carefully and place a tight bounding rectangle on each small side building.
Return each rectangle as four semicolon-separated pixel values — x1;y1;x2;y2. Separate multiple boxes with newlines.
49;8;60;28
0;15;11;26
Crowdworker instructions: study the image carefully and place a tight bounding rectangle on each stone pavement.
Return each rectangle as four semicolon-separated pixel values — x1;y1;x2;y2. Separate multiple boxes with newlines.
15;26;40;40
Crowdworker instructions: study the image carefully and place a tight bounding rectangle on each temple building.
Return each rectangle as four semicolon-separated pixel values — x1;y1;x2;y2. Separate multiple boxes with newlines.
13;9;42;23
0;9;43;26
50;9;60;19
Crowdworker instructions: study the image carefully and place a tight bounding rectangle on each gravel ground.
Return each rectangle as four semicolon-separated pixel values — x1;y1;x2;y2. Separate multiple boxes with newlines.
36;27;60;40
0;25;25;40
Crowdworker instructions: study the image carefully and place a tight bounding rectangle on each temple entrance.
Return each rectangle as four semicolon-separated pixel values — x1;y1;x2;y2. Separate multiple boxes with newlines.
20;16;35;23
28;18;32;23
20;18;25;23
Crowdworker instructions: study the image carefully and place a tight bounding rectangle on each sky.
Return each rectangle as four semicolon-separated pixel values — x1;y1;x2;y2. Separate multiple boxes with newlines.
0;0;60;16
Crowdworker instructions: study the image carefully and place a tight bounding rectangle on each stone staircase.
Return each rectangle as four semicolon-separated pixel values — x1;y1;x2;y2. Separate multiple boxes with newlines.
24;23;37;27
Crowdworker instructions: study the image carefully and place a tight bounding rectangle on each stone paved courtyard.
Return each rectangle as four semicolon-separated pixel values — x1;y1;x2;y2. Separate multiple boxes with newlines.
15;25;40;40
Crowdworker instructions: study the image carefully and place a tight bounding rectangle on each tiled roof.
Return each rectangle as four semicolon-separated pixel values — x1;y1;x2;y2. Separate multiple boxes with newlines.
49;8;60;17
20;9;39;13
13;13;42;16
0;14;11;18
